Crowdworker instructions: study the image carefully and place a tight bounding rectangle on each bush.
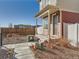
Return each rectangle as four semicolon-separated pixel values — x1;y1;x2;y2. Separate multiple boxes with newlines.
35;43;45;50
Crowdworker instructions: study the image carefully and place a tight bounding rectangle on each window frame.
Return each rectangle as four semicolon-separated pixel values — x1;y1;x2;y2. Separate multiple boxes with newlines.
43;17;48;29
52;15;60;35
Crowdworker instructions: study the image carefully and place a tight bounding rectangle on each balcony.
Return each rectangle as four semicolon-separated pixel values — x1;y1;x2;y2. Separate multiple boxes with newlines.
35;5;59;17
40;0;57;10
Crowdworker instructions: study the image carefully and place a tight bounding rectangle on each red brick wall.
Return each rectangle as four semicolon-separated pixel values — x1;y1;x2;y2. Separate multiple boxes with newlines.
62;11;79;23
62;11;79;37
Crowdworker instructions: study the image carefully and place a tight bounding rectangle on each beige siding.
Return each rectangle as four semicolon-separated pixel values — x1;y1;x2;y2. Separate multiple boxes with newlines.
50;0;57;6
40;1;42;10
39;0;79;12
57;0;79;12
39;0;57;10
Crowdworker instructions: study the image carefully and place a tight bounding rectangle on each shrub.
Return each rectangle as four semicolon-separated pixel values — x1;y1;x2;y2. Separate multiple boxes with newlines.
35;43;45;50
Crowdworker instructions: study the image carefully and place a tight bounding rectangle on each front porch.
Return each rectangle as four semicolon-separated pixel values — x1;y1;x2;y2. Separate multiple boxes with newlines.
35;5;62;41
35;34;48;43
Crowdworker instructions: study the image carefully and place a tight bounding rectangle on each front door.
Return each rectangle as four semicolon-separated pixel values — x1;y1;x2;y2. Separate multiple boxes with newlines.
52;15;60;38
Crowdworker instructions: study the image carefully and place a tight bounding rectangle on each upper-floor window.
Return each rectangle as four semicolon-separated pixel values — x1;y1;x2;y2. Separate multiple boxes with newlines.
42;0;49;6
40;0;57;10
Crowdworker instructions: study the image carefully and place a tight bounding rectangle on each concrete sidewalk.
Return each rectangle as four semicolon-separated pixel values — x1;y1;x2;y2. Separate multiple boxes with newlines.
2;42;36;59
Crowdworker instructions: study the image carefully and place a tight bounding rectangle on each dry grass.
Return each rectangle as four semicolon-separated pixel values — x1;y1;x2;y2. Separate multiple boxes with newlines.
3;34;28;45
32;38;79;59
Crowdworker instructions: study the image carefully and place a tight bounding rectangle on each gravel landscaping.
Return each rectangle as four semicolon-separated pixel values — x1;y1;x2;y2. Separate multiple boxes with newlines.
32;39;79;59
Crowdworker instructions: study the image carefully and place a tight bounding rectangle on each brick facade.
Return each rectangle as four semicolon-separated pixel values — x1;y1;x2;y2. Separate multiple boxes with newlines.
62;11;79;23
61;11;79;37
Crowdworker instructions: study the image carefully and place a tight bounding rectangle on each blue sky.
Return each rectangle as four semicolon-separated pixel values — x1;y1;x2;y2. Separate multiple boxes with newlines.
0;0;40;27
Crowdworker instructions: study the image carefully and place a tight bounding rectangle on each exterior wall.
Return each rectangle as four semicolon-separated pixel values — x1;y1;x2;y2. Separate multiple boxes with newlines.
57;0;79;12
49;0;57;6
62;11;79;47
63;23;78;46
62;11;79;23
62;10;79;38
39;0;79;12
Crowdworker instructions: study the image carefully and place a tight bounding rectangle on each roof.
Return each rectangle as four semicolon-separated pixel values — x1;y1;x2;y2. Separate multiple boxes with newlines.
35;5;59;17
36;0;41;3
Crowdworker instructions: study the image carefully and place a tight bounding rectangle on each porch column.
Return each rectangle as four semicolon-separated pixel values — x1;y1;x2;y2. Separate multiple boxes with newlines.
35;19;38;34
60;10;63;38
42;19;44;35
48;11;51;40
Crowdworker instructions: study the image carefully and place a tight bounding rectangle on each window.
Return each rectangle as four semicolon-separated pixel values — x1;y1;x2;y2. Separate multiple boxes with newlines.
42;0;49;8
42;0;46;5
53;15;59;35
41;0;46;8
46;0;49;5
40;0;57;10
43;17;48;29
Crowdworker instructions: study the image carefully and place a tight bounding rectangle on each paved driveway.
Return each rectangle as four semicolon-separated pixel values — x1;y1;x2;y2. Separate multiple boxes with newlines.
2;42;36;59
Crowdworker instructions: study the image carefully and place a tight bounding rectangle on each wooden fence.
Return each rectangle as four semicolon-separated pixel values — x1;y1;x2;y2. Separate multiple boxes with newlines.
1;28;35;36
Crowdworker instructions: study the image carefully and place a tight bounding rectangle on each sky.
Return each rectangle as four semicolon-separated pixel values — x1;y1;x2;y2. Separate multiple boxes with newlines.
0;0;40;27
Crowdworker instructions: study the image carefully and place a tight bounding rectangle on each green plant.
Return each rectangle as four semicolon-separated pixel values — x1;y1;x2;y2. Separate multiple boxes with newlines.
35;43;45;51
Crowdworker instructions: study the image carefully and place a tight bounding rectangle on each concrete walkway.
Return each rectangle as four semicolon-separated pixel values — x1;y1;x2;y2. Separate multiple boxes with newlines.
3;42;36;59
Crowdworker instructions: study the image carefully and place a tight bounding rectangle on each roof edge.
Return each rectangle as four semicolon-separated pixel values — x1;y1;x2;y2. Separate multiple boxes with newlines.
36;0;41;3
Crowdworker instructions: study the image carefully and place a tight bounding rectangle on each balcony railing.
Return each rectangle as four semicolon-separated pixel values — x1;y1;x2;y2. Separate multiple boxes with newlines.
40;0;57;10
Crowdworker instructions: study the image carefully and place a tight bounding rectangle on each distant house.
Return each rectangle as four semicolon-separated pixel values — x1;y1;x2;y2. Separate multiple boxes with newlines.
35;0;79;46
8;23;13;28
14;24;35;28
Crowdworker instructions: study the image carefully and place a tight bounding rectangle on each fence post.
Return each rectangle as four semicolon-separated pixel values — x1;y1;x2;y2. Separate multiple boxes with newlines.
0;28;2;46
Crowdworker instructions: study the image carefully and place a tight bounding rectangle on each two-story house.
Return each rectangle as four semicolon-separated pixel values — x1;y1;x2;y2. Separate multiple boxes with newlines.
35;0;79;46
